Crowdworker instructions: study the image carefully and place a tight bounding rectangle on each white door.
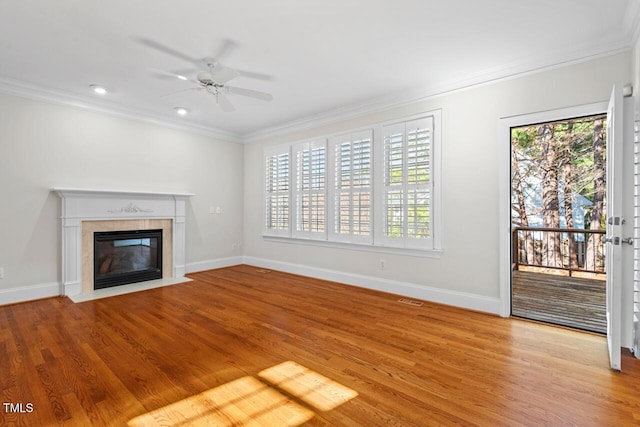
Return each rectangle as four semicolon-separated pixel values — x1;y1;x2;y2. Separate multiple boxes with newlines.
605;85;623;371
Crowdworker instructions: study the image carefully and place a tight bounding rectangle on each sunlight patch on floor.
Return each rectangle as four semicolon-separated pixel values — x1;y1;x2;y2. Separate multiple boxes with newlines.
127;361;357;426
259;361;358;412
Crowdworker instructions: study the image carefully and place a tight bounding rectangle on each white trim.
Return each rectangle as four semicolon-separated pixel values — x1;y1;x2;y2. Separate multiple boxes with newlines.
243;51;629;144
243;256;499;314
328;129;374;245
263;144;292;237
0;282;61;306
0;256;243;306
52;187;196;199
0;77;243;143
185;257;244;273
375;111;442;250
291;139;329;239
263;109;443;253
498;101;609;318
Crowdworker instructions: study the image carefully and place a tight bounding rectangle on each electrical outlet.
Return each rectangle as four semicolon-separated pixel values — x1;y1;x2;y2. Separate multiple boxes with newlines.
0;267;4;279
379;260;385;270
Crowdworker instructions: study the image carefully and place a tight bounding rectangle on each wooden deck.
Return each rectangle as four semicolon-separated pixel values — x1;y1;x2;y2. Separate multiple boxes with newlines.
512;269;606;334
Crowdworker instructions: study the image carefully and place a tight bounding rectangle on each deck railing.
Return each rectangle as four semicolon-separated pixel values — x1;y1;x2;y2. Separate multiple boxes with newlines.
513;227;606;275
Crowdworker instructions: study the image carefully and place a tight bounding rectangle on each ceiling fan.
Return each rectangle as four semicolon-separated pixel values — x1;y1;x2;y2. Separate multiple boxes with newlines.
137;38;273;112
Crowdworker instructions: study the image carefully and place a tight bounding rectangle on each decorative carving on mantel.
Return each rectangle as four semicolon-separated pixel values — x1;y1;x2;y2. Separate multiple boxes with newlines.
107;203;154;214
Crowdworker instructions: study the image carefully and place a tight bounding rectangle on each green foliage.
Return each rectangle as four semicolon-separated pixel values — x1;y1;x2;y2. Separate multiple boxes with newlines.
511;115;606;229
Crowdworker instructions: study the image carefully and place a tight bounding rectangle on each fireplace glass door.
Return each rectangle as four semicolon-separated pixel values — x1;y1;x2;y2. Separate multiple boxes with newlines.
94;229;163;289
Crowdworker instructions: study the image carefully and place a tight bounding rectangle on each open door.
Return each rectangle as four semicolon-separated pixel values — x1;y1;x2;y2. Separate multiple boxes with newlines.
605;85;623;371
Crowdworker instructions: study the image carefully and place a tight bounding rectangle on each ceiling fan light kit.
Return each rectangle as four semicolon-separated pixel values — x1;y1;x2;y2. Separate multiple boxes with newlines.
90;84;108;95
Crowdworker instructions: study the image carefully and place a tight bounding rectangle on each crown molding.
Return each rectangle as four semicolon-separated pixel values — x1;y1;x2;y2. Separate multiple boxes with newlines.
0;31;634;146
0;77;243;143
243;43;630;144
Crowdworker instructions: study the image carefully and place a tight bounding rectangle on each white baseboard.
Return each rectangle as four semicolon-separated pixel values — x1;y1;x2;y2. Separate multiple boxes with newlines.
1;256;500;314
0;282;61;306
0;255;242;306
185;256;244;274
242;256;501;315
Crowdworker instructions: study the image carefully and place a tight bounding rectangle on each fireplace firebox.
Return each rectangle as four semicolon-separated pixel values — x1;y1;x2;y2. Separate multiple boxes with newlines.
94;229;163;289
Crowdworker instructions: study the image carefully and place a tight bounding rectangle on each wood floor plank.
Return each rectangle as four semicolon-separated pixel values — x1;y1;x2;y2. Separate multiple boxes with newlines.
512;270;606;333
1;265;640;426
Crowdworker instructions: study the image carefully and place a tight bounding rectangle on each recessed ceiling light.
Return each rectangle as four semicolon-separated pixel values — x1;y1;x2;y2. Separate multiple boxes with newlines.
174;107;189;116
90;84;108;95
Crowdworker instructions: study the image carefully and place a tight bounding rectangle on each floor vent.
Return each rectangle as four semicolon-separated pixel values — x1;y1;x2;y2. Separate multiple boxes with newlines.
398;298;423;307
256;269;272;274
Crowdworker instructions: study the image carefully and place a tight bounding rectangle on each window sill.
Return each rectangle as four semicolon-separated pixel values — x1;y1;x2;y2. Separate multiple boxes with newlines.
262;235;443;258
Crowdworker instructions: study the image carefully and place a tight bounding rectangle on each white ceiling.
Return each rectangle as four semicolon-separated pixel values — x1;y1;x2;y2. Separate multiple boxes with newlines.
1;0;638;140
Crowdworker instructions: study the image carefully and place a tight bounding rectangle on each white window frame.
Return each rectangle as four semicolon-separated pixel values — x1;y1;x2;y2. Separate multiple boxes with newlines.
374;112;441;250
291;139;328;240
262;109;442;256
263;144;291;237
328;129;374;245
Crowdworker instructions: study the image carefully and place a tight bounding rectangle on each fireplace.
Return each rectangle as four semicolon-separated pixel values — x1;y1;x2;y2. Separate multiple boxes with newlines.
94;229;163;289
54;188;194;296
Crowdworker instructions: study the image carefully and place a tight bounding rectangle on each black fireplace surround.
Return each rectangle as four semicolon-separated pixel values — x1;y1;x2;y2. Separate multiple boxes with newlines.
94;229;163;289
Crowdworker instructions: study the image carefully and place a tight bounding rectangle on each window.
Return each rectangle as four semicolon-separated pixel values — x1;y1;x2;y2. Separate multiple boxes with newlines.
264;146;290;236
379;117;433;249
262;110;441;254
329;130;373;244
292;140;327;238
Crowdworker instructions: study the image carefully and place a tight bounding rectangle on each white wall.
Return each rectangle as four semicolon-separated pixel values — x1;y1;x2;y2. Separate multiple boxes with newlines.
243;52;631;313
0;93;244;299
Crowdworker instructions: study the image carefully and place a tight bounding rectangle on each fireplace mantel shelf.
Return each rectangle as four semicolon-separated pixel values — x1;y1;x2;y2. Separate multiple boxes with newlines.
53;188;195;199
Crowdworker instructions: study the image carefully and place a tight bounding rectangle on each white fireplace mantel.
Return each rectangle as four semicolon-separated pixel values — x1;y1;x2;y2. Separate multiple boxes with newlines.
53;188;195;296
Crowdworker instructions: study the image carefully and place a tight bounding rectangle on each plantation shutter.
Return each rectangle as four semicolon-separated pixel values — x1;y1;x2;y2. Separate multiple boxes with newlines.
264;146;291;236
329;130;373;244
381;117;433;249
292;139;327;239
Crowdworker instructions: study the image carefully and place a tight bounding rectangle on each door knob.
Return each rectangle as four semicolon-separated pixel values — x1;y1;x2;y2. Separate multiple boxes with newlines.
622;237;634;245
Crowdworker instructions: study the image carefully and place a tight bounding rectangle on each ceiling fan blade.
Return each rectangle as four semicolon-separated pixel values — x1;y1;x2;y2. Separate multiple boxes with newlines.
211;67;240;84
214;39;238;63
217;92;236;112
148;68;199;84
235;69;275;81
135;37;201;66
227;86;273;101
161;87;202;98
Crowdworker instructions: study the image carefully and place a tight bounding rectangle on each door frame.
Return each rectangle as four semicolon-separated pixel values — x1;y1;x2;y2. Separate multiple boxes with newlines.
606;85;623;370
498;102;608;318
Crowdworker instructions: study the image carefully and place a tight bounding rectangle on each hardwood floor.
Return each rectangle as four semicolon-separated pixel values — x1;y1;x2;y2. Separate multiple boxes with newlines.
2;265;640;426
